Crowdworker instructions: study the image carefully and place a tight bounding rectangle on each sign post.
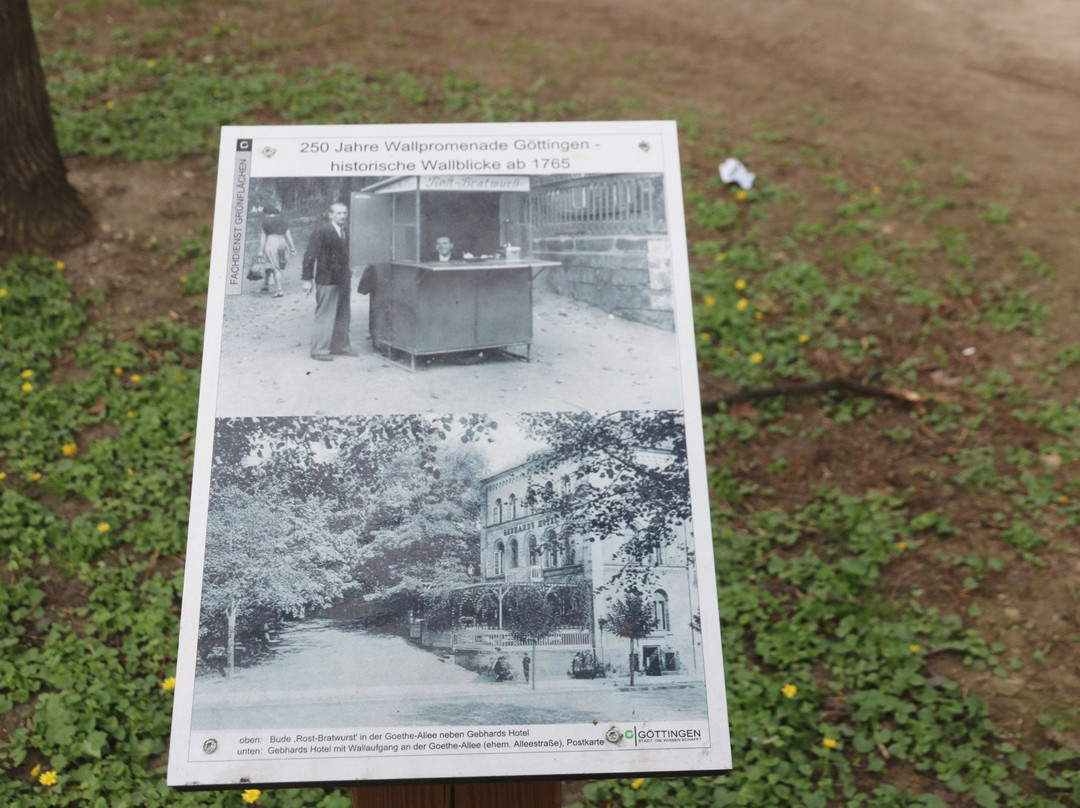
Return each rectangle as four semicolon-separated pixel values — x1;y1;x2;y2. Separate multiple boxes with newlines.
349;781;561;808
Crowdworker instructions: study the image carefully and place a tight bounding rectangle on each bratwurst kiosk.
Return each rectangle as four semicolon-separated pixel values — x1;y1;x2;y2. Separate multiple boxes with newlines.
350;176;559;371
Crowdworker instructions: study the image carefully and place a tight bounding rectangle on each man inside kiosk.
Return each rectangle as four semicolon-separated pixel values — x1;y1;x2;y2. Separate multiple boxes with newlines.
431;235;466;263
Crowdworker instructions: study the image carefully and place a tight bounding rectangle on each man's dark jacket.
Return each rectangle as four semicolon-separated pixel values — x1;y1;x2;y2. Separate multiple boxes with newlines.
302;224;350;287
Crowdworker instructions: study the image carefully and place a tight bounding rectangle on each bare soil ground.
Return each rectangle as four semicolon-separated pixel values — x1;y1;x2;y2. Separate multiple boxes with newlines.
38;0;1080;799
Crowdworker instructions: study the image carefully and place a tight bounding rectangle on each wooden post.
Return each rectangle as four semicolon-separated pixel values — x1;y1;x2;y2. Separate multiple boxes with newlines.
350;780;561;808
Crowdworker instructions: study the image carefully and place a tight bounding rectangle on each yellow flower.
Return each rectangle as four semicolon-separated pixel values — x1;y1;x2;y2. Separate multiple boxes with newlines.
212;25;224;34
126;411;135;418
0;288;7;297
127;469;136;476
872;185;882;194
1058;495;1069;504
21;382;33;393
160;676;176;691
129;373;142;383
105;101;114;111
30;763;41;779
39;769;58;786
908;644;920;653
180;275;188;283
174;374;187;382
31;472;42;481
736;189;748;201
55;261;66;271
241;789;262;803
704;295;715;307
736;298;749;311
62;443;78;457
147;58;158;68
113;367;123;375
798;333;810;344
754;311;764;320
781;683;798;698
97;522;110;533
822;737;838;750
630;778;645;790
699;332;710;341
750;352;764;364
0;472;6;481
21;369;33;379
896;541;907;551
715;252;726;262
734;278;747;291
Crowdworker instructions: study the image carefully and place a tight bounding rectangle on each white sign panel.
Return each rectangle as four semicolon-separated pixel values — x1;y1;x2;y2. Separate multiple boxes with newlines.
168;121;731;789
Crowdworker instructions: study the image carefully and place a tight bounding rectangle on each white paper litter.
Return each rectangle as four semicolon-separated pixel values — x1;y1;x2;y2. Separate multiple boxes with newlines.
719;157;756;190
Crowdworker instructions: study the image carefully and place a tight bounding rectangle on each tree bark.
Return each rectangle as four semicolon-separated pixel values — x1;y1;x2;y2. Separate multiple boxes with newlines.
0;0;94;255
226;600;237;679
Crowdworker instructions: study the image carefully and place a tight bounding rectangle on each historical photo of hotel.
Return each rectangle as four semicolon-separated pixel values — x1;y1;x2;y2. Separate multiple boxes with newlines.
190;410;709;732
214;172;686;417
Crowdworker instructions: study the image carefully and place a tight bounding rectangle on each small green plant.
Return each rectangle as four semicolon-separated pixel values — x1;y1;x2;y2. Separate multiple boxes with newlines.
980;203;1014;225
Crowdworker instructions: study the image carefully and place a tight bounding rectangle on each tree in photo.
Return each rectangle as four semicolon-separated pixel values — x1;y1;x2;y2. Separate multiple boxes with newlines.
503;586;559;690
356;445;484;616
210;413;493;502
200;483;359;678
0;0;93;254
601;593;658;687
519;410;691;589
200;415;490;668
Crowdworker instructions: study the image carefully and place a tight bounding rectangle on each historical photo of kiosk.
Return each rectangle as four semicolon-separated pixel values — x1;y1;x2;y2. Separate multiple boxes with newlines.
213;168;687;417
189;411;708;731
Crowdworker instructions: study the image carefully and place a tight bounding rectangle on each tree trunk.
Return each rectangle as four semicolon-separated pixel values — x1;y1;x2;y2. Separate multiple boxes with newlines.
0;0;93;255
530;643;536;691
226;601;237;679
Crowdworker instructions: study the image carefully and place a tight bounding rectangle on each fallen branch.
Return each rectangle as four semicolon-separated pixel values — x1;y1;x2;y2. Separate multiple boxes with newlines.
703;377;958;410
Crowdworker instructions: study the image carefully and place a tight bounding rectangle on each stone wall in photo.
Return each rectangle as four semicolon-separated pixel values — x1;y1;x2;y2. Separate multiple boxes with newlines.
534;234;674;330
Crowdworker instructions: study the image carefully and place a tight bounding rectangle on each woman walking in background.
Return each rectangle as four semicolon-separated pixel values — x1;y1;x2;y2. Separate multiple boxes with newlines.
258;204;296;297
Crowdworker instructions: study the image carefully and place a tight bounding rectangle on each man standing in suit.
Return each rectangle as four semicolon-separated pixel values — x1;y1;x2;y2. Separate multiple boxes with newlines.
302;202;356;361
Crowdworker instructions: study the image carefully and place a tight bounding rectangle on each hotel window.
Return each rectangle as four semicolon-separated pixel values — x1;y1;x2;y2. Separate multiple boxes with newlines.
509;493;517;520
653;590;670;632
544;529;558;568
493;542;505;576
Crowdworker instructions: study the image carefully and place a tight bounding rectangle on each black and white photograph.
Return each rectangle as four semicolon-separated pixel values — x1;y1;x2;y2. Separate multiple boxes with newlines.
192;411;705;730
216;171;684;416
169;122;729;787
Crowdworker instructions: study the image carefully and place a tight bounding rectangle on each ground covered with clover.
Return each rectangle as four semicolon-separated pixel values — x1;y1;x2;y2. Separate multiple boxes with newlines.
3;1;1080;807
